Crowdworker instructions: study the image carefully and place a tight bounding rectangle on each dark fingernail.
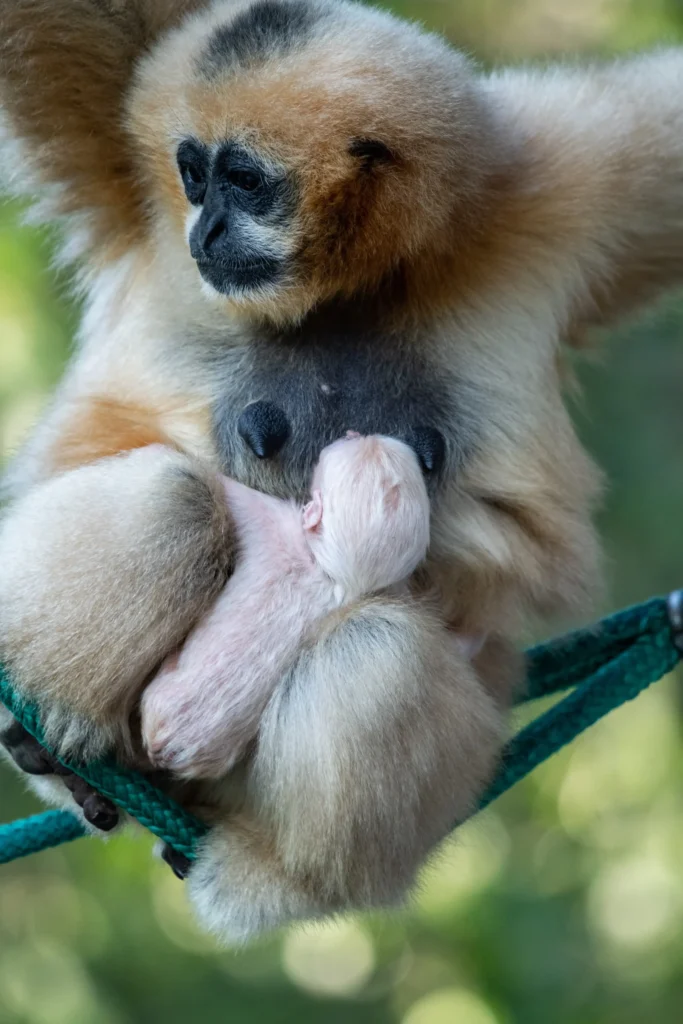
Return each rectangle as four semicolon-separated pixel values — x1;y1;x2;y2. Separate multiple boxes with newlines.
2;721;58;775
2;720;33;747
82;794;119;832
10;742;58;776
161;843;192;880
60;772;83;796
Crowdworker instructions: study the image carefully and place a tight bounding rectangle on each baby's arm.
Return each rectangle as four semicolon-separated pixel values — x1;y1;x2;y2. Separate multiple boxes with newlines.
142;434;432;779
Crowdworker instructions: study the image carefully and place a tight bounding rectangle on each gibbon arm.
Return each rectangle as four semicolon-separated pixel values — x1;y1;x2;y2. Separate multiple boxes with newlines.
0;442;234;760
484;51;683;327
187;598;504;942
0;0;208;259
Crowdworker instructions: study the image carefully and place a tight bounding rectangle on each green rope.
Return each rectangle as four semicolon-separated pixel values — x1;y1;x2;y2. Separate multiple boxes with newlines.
480;595;681;809
0;669;208;861
0;810;84;865
1;593;681;865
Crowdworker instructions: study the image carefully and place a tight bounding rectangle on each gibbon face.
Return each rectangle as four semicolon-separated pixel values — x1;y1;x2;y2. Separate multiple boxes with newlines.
179;135;299;296
128;0;497;323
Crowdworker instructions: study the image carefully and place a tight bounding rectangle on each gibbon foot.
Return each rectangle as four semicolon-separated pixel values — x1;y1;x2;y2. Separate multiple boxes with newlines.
2;719;119;830
161;843;192;880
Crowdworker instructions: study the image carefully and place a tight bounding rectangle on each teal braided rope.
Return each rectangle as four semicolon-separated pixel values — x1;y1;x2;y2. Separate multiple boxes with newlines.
0;811;85;865
521;596;671;702
479;596;680;810
0;594;681;864
0;667;208;860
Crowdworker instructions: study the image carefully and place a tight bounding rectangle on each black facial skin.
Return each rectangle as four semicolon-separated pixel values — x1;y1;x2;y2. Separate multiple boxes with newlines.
179;139;293;295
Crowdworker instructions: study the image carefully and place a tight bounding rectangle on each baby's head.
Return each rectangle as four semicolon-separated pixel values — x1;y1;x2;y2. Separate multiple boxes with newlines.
303;434;431;599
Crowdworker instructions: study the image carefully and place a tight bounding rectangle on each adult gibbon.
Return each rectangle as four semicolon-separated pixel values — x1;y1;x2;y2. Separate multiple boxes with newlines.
0;0;682;941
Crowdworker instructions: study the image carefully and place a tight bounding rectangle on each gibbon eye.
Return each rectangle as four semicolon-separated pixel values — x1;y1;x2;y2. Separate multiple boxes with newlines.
177;140;208;205
227;167;263;192
180;162;207;204
185;163;203;185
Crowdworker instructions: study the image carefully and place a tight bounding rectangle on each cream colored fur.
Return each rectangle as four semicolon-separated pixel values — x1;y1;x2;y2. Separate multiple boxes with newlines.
141;435;431;780
0;1;681;942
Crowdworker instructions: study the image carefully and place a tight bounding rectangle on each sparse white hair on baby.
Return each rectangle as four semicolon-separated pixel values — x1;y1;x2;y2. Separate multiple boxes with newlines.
305;434;430;601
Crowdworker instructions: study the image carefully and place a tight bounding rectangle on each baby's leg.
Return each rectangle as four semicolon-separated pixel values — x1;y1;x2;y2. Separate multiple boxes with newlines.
141;579;309;780
187;598;505;943
141;654;266;780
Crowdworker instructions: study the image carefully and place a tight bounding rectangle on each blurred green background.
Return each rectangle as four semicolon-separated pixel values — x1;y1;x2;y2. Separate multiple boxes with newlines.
1;1;683;1022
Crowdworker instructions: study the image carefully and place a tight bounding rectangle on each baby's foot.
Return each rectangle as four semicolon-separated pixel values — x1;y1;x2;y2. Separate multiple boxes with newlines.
141;677;244;780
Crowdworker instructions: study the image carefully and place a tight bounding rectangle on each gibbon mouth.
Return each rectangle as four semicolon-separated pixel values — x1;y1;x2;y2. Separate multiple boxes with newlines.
196;256;281;293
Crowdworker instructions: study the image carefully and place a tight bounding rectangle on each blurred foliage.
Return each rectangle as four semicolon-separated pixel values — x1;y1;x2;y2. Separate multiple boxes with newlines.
1;2;683;1022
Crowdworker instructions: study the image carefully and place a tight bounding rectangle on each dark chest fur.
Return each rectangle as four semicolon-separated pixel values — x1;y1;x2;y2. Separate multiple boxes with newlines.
209;309;477;502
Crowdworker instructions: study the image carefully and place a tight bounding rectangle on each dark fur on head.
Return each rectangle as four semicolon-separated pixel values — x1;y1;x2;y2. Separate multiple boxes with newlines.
128;0;500;324
200;0;319;75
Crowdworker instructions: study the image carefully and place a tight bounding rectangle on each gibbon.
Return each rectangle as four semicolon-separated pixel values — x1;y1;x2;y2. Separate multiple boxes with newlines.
140;431;433;780
0;0;682;941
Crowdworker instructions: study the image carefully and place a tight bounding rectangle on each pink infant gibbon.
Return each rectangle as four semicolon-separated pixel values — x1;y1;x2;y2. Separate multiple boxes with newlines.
141;434;431;780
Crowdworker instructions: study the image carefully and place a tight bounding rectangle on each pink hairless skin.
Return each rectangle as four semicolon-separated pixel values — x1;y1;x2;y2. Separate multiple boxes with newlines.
141;433;431;780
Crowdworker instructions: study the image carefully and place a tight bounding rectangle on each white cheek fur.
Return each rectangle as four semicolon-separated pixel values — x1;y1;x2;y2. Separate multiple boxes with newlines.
200;277;227;302
185;205;202;245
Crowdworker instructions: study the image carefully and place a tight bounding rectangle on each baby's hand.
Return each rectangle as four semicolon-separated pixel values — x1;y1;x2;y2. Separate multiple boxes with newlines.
141;661;250;780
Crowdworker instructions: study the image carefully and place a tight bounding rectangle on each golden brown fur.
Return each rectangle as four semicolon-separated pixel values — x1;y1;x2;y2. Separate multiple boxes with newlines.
45;397;172;471
0;0;682;941
0;1;211;261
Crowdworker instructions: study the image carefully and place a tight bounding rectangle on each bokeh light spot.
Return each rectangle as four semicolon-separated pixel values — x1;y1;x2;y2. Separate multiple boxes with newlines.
1;391;47;458
416;815;509;920
282;919;376;997
588;854;683;950
557;684;678;838
402;987;503;1024
151;862;217;954
0;939;122;1024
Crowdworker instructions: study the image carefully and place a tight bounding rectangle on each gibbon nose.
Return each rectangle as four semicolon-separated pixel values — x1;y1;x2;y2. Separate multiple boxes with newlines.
190;208;232;260
198;211;229;254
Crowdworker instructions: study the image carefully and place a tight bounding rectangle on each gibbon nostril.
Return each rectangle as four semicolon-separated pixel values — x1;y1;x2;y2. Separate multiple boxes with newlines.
201;212;229;252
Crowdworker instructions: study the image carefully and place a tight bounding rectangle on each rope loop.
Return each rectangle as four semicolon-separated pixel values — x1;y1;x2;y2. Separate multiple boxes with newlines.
1;593;681;865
